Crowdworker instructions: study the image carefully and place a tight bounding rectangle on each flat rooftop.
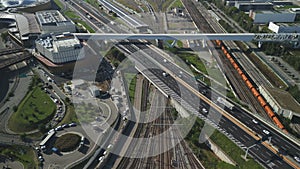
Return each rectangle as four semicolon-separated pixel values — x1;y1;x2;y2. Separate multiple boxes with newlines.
36;10;67;25
266;86;300;114
36;33;81;52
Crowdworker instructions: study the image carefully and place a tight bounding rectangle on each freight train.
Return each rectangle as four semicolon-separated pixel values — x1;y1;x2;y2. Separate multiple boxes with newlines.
215;40;287;133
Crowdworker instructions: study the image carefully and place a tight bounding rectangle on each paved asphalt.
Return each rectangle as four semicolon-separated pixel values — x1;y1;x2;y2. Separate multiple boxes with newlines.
117;41;299;169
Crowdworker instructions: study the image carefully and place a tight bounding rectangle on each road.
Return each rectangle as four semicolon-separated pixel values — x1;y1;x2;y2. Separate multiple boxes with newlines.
116;40;299;168
61;0;300;168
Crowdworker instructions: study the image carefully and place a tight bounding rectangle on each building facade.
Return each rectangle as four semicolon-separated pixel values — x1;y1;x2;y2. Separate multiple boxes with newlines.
35;33;83;64
268;22;300;33
36;10;76;34
250;10;296;24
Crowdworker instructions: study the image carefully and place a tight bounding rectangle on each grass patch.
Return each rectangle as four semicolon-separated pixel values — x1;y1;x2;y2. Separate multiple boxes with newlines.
210;130;264;169
248;52;287;89
146;0;173;12
64;10;80;19
53;0;63;9
85;0;99;7
0;145;38;169
235;41;287;89
185;117;263;169
105;47;126;67
116;0;143;13
54;133;81;152
124;73;137;103
8;78;56;133
58;101;79;126
75;20;95;33
170;0;184;8
76;102;105;124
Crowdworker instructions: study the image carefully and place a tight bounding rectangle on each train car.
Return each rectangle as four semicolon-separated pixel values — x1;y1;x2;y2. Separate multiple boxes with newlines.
229;58;235;64
215;40;221;46
264;105;275;118
245;80;254;89
241;74;248;82
237;68;243;75
273;117;285;129
226;53;231;59
251;88;260;97
257;96;267;107
232;62;239;70
223;49;228;55
221;46;226;51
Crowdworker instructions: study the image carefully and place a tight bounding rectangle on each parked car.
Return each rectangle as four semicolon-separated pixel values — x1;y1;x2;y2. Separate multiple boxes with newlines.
69;122;77;127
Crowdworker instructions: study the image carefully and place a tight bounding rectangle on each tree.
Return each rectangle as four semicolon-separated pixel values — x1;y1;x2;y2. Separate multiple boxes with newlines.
20;133;27;141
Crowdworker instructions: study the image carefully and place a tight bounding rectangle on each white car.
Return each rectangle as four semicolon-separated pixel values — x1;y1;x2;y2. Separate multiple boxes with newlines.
252;119;259;124
202;108;208;113
55;126;63;131
47;129;55;135
263;129;270;135
294;156;300;163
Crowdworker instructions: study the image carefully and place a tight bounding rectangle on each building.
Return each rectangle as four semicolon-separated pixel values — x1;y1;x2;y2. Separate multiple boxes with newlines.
1;13;41;47
36;10;76;34
268;22;300;33
259;85;300;120
234;2;273;11
89;85;100;97
35;33;83;64
250;10;296;24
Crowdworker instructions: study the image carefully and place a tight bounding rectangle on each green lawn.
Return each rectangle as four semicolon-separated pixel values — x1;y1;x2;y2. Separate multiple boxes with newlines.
64;10;80;19
186;117;264;169
53;0;63;9
170;0;184;8
54;133;81;152
124;73;137;103
58;101;79;126
0;145;38;169
75;20;95;33
8;87;56;132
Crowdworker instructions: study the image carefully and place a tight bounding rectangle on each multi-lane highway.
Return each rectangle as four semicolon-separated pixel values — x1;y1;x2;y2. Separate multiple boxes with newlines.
64;0;300;168
116;40;300;169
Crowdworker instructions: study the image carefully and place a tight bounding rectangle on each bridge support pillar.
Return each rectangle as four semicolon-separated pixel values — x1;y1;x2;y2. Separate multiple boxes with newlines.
202;39;206;48
156;39;164;49
170;40;177;47
258;41;262;48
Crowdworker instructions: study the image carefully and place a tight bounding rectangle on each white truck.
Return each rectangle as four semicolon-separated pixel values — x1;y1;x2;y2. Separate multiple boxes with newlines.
217;97;234;110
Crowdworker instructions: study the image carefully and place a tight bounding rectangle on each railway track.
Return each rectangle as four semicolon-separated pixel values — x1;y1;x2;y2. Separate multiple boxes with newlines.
182;0;273;121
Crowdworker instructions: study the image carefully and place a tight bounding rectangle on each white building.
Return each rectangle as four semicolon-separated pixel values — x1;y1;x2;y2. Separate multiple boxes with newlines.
250;10;296;24
259;85;300;120
36;10;76;34
268;22;300;33
35;33;83;64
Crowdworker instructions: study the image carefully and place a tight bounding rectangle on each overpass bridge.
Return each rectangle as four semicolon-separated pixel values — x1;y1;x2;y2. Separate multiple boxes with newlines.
73;33;300;42
0;52;31;70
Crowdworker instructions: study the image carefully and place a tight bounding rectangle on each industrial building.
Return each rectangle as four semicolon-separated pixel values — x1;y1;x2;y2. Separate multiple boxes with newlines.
35;33;83;64
234;2;273;11
36;10;76;34
259;85;300;120
268;22;300;33
0;13;41;47
250;10;296;24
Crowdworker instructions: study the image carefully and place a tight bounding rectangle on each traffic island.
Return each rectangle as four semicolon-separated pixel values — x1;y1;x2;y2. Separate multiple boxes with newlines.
53;133;81;153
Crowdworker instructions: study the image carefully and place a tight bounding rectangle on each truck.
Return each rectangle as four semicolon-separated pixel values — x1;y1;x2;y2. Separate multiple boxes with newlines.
217;97;234;110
